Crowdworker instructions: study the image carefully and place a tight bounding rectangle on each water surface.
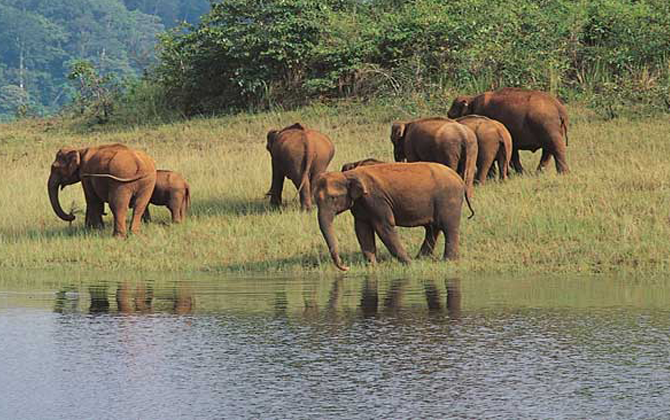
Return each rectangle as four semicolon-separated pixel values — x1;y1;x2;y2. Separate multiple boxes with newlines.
1;272;669;419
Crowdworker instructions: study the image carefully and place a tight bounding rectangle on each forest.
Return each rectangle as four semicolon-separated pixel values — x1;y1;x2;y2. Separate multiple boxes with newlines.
1;0;670;122
0;0;208;120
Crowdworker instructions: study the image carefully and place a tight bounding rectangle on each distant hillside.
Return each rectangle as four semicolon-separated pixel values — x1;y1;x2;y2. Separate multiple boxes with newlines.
0;0;209;120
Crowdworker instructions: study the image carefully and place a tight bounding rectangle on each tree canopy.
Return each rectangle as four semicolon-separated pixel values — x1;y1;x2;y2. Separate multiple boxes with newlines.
0;0;208;120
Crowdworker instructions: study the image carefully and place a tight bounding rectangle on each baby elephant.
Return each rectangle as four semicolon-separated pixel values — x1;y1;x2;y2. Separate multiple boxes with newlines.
143;170;191;223
314;162;474;271
340;158;385;172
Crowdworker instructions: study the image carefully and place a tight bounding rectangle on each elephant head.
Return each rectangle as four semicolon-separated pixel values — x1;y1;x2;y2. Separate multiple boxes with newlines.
447;95;474;118
390;122;407;162
47;148;83;222
314;172;370;271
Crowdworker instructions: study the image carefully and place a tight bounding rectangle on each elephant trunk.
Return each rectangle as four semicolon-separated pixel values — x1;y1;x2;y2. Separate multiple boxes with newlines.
48;173;75;222
318;209;349;272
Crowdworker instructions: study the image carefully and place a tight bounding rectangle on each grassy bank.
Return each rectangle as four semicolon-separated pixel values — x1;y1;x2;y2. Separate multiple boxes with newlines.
1;100;669;275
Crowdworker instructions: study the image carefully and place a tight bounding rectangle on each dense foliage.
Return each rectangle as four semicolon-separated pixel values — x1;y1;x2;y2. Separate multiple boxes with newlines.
155;0;670;117
0;0;208;120
2;0;669;121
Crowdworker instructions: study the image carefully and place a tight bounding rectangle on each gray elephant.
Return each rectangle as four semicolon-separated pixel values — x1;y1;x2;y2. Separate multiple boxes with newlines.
448;87;569;174
266;123;335;211
314;162;474;271
390;117;478;200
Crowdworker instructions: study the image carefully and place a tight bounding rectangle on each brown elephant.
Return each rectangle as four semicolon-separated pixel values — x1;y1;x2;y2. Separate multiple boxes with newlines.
447;87;569;174
390;117;478;200
48;143;156;237
340;158;385;172
314;162;474;271
142;170;191;223
455;115;512;184
266;123;335;211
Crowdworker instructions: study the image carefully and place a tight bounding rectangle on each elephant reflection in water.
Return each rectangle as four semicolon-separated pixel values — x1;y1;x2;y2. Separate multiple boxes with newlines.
360;278;379;318
301;279;345;322
357;277;462;318
359;278;409;318
423;278;462;320
89;281;194;315
172;283;194;315
116;280;154;314
89;285;111;314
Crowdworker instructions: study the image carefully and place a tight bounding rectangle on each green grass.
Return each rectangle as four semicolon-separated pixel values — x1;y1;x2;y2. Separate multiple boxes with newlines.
1;100;669;275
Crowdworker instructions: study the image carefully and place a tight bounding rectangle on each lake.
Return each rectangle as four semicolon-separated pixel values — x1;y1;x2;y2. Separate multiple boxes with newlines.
1;272;669;419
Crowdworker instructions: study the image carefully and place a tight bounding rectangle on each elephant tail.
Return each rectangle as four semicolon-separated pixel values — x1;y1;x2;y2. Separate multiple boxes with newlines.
183;182;191;216
297;136;315;194
559;108;569;147
464;190;475;219
461;132;478;202
498;126;512;180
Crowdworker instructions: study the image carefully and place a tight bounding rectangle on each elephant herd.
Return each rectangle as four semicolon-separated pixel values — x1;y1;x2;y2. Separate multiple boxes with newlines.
48;87;569;271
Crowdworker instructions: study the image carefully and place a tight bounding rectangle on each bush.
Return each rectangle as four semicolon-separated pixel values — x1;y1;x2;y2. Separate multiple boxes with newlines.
150;0;670;117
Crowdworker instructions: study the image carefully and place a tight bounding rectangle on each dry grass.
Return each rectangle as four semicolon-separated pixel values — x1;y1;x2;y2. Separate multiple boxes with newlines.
1;101;669;275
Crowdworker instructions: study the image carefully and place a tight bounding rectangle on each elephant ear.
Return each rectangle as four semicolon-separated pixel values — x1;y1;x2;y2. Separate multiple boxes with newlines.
453;96;472;116
390;122;406;144
61;149;81;178
347;175;369;201
266;129;279;151
286;122;306;131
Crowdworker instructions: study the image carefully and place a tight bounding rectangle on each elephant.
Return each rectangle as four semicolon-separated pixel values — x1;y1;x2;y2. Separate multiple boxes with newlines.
314;162;474;271
455;115;512;184
390;117;478;200
48;143;156;237
447;87;569;174
266;122;335;211
142;170;191;223
341;158;385;172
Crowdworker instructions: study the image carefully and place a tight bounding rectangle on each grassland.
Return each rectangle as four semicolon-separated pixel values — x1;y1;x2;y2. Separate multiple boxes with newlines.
1;100;669;275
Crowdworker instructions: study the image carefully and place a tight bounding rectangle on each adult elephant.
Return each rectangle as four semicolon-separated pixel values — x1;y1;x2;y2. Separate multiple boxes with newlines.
266;122;335;211
390;117;477;200
47;143;156;237
314;162;474;271
455;115;512;184
447;87;569;174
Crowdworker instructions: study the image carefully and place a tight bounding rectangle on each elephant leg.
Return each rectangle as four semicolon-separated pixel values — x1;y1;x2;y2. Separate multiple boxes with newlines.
440;207;461;261
142;206;151;223
417;225;440;258
551;135;570;174
85;199;105;229
108;186;132;237
475;147;496;185
83;184;104;229
298;177;312;211
372;220;411;264
537;147;553;172
511;147;524;174
169;195;183;223
496;147;509;180
130;189;152;235
354;218;377;264
269;158;285;207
